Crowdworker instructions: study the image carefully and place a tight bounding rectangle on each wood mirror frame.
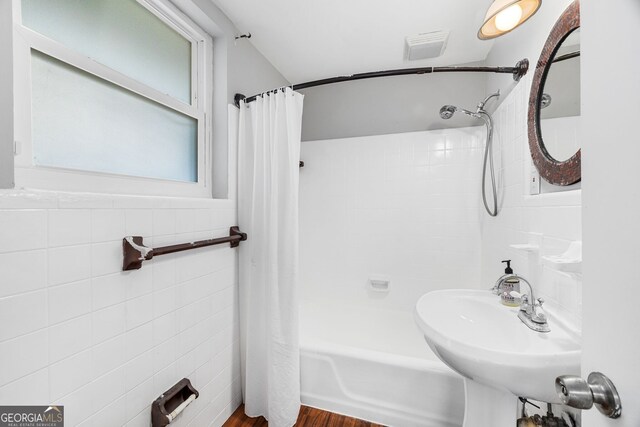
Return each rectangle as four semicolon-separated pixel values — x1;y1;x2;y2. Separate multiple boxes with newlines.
528;0;581;185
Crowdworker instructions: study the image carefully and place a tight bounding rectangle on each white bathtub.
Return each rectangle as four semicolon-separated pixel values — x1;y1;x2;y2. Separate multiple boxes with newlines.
299;301;465;427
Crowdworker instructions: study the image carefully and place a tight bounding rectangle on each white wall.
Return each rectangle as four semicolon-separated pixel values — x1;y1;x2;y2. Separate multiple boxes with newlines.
480;75;582;332
0;191;241;426
300;71;487;142
300;128;484;312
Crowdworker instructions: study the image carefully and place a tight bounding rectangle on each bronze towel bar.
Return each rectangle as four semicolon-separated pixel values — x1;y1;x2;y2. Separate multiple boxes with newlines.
122;226;247;271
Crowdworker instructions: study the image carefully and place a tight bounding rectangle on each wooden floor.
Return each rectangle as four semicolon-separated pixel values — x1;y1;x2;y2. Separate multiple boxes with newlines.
223;404;384;427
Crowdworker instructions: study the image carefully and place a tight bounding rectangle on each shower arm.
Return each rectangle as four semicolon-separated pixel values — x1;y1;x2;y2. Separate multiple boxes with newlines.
477;91;501;111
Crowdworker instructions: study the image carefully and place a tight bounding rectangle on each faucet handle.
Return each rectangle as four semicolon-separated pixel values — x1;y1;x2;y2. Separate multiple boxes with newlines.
537;297;545;306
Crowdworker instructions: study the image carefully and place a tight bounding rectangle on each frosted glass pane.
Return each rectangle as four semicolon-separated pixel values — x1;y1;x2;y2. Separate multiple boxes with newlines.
31;51;197;182
22;0;191;103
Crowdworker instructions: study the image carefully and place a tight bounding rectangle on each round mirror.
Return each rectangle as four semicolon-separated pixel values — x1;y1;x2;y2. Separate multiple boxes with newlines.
528;0;580;185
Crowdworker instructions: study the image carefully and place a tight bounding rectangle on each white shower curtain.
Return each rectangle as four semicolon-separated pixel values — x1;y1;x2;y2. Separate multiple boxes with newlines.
237;88;304;427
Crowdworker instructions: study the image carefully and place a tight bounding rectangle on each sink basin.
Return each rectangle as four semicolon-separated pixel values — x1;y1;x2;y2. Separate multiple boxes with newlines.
415;289;581;403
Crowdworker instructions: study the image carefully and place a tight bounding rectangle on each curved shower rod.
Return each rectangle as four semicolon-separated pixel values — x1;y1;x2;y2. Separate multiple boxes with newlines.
234;58;529;107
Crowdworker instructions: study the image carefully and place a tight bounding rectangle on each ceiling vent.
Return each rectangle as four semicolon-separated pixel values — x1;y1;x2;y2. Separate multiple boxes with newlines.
405;31;450;61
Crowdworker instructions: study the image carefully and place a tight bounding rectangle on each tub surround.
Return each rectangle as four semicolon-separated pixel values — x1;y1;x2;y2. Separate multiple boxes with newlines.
300;127;486;314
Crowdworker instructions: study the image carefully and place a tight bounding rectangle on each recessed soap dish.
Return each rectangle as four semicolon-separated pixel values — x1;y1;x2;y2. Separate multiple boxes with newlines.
541;241;582;274
510;232;542;253
368;275;390;292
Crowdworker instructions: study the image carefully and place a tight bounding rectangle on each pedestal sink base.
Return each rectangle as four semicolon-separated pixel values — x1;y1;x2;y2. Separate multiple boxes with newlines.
463;379;517;427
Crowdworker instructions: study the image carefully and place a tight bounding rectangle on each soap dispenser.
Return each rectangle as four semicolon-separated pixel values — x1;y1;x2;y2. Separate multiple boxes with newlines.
500;260;521;307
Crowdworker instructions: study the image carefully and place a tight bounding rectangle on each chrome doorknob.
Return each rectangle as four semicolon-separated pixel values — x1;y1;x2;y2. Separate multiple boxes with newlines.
555;372;622;419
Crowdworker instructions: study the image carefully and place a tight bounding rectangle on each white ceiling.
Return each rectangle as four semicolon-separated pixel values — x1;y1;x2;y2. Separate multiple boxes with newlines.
210;0;496;83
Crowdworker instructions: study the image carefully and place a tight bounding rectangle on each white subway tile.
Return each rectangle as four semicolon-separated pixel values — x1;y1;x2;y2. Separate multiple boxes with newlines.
152;362;176;397
91;241;123;277
152;312;176;347
153;287;176;318
0;368;49;405
92;209;126;243
211;209;236;230
125;377;154;422
92;273;127;311
126;266;153;300
0;250;47;298
175;209;196;234
92;335;126;379
124;350;153;392
49;349;92;401
0;290;47;341
152;341;176;374
57;382;93;426
152;257;176;291
194;209;213;232
125;405;150;427
0;210;47;253
175;252;213;285
176;349;196;379
212;286;235;315
0;330;48;386
48;209;91;247
49;314;92;363
92;303;126;344
48;245;91;286
0;199;240;425
125;209;153;237
125;294;153;331
152;210;176;236
89;366;125;414
48;280;91;325
125;323;153;360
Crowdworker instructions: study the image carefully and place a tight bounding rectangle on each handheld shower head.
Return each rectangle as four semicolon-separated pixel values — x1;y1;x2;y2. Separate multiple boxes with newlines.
437;92;500;217
439;105;457;120
440;104;482;120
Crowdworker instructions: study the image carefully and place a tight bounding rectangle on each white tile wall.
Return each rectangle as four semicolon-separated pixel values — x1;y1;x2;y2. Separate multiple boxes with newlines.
300;128;485;312
481;75;582;331
0;190;242;426
300;77;582;332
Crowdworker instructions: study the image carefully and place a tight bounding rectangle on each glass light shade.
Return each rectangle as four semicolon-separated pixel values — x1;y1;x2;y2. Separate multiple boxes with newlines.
478;0;542;40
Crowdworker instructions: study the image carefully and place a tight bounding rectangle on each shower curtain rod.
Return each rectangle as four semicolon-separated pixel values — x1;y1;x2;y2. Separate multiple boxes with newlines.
234;58;529;107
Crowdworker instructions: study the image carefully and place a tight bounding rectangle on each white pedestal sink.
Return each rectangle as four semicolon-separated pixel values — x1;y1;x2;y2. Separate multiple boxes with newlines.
414;290;581;427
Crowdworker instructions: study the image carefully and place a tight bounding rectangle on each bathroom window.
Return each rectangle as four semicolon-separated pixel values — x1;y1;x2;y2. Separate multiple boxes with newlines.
13;0;212;196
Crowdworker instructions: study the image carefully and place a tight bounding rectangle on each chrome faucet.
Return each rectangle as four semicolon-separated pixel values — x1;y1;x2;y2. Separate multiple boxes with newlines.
495;274;551;333
491;273;511;295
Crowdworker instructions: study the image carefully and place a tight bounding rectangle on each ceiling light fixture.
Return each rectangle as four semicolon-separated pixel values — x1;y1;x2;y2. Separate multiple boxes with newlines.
478;0;542;40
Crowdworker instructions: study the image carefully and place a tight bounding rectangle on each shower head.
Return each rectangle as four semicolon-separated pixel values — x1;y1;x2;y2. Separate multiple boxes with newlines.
439;105;457;120
439;104;482;120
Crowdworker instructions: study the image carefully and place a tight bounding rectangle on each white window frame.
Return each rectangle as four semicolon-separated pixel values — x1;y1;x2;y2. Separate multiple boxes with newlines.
11;0;214;197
